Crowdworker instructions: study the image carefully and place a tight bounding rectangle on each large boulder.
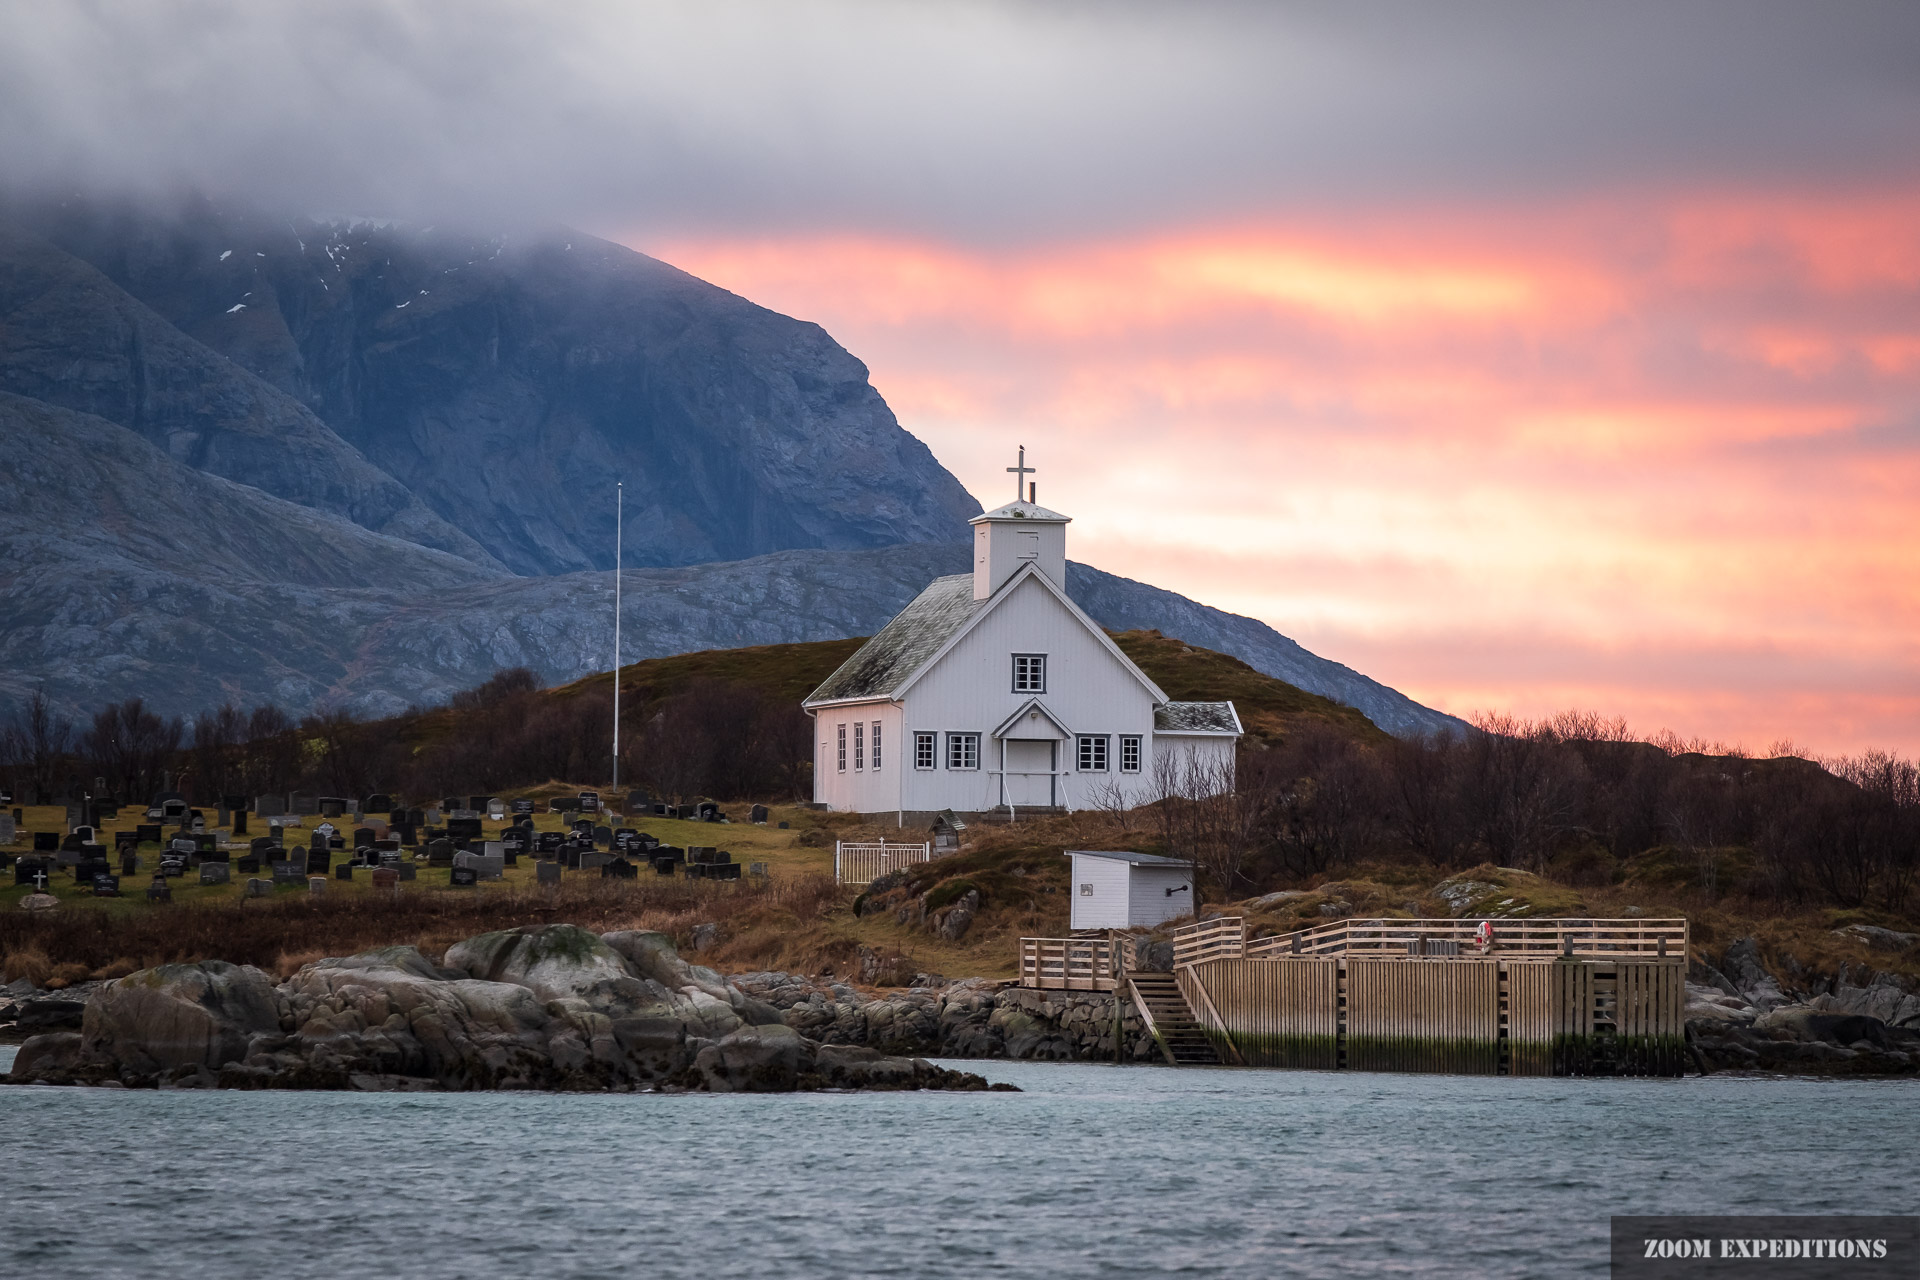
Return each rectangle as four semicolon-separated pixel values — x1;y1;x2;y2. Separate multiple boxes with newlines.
445;925;634;1002
81;961;285;1077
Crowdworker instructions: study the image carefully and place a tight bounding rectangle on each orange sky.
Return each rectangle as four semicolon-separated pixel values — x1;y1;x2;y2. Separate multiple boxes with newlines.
639;191;1920;755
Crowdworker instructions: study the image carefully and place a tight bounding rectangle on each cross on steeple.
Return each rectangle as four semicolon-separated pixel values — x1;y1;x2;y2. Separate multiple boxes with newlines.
1006;446;1036;501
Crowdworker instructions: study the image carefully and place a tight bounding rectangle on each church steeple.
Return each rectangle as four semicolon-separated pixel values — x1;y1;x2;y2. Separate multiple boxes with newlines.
970;447;1070;600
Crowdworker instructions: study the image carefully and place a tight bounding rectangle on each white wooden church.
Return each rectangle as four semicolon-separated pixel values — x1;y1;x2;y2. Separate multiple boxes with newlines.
803;453;1241;821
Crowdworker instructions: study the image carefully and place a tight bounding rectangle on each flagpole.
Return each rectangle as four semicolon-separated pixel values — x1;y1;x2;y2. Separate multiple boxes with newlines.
613;481;622;800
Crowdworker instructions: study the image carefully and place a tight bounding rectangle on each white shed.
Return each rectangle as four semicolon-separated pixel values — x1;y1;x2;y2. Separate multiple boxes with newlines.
1065;850;1194;930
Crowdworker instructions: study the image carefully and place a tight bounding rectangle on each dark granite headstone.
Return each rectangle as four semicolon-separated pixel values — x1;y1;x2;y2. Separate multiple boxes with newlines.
231;811;247;836
236;854;261;874
200;861;231;885
750;804;769;824
363;793;393;814
147;879;172;902
446;817;482;842
536;860;562;887
427;838;454;867
450;866;478;887
92;874;120;896
651;856;675;876
397;863;417;881
335;863;354;880
603;857;637;880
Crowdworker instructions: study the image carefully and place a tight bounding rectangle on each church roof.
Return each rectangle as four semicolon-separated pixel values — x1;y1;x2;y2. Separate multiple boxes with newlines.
970;499;1071;524
1154;702;1244;734
805;574;983;704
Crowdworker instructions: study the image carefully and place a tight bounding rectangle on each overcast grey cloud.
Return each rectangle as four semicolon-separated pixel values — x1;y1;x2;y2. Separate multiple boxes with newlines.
2;1;1918;239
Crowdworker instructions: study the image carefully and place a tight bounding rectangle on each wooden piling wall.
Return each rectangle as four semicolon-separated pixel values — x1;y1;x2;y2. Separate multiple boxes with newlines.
1182;956;1688;1076
1178;959;1338;1069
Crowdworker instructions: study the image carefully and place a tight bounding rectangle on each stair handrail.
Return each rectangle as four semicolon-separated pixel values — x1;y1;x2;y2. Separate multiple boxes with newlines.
1171;916;1246;968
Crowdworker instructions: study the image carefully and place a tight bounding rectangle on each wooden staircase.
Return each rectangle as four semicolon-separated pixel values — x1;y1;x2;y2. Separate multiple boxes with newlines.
1126;972;1224;1066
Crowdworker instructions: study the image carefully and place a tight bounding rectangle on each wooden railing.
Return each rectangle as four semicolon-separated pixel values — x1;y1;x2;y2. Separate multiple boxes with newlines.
1018;936;1125;991
835;840;933;886
1241;916;1689;961
1171;917;1247;968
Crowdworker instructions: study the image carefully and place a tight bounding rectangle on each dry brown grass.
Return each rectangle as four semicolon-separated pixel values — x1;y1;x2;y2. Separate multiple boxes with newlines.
1;946;53;986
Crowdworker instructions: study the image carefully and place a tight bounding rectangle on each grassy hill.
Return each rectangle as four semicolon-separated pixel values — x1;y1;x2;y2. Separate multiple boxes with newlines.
541;628;1386;746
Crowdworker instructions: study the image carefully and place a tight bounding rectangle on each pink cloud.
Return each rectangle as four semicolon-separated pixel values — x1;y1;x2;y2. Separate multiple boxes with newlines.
630;190;1920;754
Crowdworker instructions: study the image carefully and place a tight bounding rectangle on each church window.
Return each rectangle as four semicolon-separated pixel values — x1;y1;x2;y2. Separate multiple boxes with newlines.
947;733;980;770
872;722;882;770
914;732;936;770
1077;735;1109;772
1120;735;1142;773
1012;653;1046;693
836;724;846;773
854;722;864;770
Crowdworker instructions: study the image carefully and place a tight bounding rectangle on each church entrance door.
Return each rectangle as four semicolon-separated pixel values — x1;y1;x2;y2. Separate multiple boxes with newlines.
1001;739;1055;808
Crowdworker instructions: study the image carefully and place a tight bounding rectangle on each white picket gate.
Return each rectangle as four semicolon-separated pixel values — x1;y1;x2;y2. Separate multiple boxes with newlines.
834;840;933;886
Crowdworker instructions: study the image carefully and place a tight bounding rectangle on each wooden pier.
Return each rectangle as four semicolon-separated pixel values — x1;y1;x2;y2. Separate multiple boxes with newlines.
1020;915;1690;1076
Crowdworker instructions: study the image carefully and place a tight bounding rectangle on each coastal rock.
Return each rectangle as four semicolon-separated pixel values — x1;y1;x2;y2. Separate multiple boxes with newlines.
82;960;286;1075
10;1031;83;1080
1720;938;1790;1013
1832;925;1920;953
2;931;991;1094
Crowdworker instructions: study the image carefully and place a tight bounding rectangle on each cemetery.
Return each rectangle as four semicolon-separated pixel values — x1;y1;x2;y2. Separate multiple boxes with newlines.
0;787;816;919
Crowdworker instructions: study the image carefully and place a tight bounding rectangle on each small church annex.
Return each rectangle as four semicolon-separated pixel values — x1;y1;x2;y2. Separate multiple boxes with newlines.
803;453;1241;822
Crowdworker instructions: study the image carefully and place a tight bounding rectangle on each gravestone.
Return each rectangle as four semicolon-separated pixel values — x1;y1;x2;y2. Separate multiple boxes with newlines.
447;817;482;842
307;850;331;876
335;863;353;881
235;855;260;874
485;799;506;821
353;827;377;848
271;861;301;885
34;831;58;852
250;836;276;857
92;873;120;897
363;793;392;814
427;839;454;868
244;877;271;898
189;816;206;834
74;854;111;882
121;850;140;876
603;857;637;880
474;853;504;880
593;825;613;848
625;790;651;814
288;851;308;876
254;794;287;819
652;857;675;876
371;866;398;890
777;821;789;830
511;799;534;816
406;807;427;828
397;863;417;881
450;866;478;888
577;792;600;813
308;876;326;895
320;798;344;819
136;824;163;844
200;862;231;885
14;856;51;886
749;804;768;824
535;860;562;887
579;851;612;873
549;798;570;813
231;811;248;836
202;846;229;863
223;794;248;814
147;878;171;902
0;815;13;844
161;799;188;822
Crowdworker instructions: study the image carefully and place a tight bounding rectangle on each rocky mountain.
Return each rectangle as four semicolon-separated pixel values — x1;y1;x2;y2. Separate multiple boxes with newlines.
0;198;1465;738
17;197;981;573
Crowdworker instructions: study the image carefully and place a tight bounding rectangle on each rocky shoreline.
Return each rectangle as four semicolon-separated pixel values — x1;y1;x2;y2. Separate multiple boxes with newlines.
7;930;1917;1084
0;925;1006;1093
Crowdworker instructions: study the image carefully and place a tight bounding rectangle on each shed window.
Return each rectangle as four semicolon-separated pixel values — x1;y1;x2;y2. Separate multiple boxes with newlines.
947;733;980;770
1077;735;1109;772
914;732;936;770
1012;654;1046;693
1079;882;1094;897
1120;735;1142;773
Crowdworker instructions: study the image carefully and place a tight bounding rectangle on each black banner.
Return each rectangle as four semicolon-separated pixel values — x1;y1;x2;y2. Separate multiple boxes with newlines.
1613;1217;1920;1279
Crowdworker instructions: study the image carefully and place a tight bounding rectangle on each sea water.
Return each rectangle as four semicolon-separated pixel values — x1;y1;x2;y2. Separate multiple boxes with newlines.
1;1045;1914;1279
